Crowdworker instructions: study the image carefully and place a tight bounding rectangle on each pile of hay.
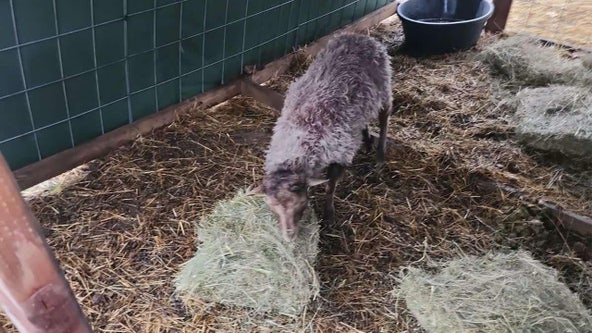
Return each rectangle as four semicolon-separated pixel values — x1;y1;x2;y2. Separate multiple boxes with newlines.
479;34;592;87
174;188;320;316
480;34;592;159
396;251;592;333
513;85;592;159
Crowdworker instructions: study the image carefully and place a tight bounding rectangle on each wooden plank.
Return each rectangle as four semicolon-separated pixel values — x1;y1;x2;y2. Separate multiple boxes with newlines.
485;0;513;33
0;154;93;333
240;79;285;112
13;2;399;191
484;182;592;236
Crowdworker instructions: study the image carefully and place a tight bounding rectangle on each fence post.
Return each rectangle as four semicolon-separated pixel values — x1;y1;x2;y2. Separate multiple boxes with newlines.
0;153;92;333
485;0;513;33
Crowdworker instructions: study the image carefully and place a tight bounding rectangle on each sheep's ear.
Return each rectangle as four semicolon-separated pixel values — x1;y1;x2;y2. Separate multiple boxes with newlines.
247;183;265;195
307;178;329;187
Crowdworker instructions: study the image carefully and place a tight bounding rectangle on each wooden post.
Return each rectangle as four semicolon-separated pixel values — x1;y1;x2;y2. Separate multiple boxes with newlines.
0;153;92;333
485;0;513;33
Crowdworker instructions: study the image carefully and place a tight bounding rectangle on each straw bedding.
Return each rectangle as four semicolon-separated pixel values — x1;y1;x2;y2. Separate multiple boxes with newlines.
1;20;591;332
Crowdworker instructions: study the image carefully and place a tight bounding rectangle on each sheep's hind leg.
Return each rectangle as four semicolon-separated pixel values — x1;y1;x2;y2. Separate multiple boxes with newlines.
376;105;391;164
362;126;373;153
324;163;345;226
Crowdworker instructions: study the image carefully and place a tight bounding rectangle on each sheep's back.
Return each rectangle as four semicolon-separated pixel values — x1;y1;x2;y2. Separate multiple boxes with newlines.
264;33;392;176
284;33;391;127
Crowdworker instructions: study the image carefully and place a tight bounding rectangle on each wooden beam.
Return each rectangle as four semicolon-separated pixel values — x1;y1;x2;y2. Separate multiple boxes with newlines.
485;0;513;33
13;2;398;191
240;79;285;112
484;182;592;236
0;154;93;332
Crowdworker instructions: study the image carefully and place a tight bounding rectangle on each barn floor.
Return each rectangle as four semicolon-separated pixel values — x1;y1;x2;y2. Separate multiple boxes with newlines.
3;20;592;333
507;0;592;47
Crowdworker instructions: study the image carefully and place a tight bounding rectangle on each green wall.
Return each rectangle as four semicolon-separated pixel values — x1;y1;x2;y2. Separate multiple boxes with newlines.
0;0;392;170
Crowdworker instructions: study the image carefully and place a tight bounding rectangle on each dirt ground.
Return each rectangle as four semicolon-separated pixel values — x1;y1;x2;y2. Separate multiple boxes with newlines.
2;16;592;333
507;0;592;47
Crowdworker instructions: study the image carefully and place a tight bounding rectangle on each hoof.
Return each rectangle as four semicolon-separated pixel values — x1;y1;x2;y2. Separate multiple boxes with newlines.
323;207;336;226
364;138;375;153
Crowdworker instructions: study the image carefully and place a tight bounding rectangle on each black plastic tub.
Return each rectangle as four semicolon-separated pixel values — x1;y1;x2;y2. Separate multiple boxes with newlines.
397;0;495;55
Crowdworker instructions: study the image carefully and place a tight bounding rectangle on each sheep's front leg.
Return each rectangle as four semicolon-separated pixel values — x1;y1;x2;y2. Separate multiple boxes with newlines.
362;126;373;153
377;105;391;163
324;163;345;226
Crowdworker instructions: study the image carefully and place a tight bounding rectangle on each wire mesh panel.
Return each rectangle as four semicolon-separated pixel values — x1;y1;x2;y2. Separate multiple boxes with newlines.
506;0;592;47
0;0;393;171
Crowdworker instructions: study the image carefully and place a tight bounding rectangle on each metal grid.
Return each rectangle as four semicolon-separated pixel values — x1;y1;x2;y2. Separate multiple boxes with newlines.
506;0;592;47
0;0;393;170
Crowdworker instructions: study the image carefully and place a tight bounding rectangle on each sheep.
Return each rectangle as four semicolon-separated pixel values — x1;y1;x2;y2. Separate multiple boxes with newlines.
250;32;393;240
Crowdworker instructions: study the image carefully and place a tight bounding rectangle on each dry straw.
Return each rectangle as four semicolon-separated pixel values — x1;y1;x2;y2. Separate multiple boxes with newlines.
396;250;592;333
174;188;320;316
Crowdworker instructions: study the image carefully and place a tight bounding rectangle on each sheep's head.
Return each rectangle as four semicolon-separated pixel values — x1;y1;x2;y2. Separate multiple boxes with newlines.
249;169;327;241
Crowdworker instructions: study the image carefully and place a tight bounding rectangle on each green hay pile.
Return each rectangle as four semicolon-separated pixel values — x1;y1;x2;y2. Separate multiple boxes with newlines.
513;85;592;159
174;188;320;316
479;34;592;87
396;251;592;333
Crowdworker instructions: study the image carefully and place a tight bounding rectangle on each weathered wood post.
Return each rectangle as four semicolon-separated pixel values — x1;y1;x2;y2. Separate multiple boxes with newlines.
485;0;513;33
0;154;92;333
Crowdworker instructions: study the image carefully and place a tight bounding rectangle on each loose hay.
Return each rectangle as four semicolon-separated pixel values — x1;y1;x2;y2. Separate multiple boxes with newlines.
174;188;320;316
479;34;592;87
513;85;592;159
397;251;592;333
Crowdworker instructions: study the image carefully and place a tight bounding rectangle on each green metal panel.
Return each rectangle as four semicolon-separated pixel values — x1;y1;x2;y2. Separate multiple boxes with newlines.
0;0;394;170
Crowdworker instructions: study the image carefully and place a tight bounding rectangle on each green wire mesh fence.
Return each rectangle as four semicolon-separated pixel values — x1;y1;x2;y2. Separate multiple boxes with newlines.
0;0;393;170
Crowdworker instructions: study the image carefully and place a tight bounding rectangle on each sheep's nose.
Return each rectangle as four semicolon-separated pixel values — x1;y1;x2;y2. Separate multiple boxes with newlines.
283;228;297;242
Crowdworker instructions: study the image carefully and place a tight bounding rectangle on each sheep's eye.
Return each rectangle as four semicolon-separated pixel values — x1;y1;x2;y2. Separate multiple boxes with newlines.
288;183;305;193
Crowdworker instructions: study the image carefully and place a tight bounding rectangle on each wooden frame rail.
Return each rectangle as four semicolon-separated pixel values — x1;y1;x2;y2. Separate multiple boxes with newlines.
0;153;92;333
